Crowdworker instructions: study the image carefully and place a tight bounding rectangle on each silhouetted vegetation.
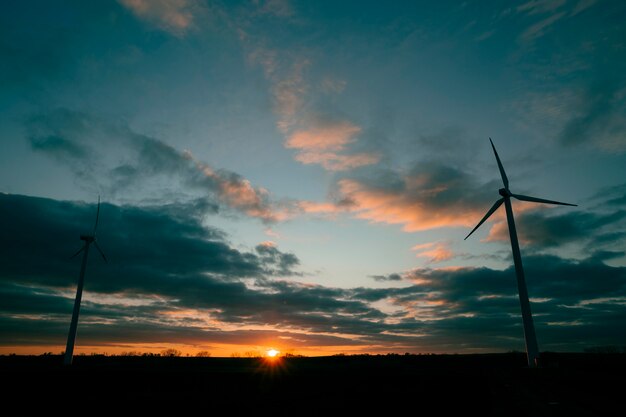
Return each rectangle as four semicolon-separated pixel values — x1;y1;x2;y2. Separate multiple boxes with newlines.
160;348;183;357
1;352;624;414
583;345;626;354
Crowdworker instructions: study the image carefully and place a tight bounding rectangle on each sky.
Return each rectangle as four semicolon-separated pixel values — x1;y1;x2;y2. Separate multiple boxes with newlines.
1;0;625;357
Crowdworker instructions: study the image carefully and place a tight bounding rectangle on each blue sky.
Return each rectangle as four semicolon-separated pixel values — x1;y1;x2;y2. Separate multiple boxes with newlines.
1;0;625;356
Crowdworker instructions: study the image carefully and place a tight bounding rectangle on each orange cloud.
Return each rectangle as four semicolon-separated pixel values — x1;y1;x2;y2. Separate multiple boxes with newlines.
294;151;381;171
119;0;199;36
191;158;291;223
244;39;376;172
286;121;361;151
411;242;454;264
285;120;380;171
298;164;512;232
335;178;483;232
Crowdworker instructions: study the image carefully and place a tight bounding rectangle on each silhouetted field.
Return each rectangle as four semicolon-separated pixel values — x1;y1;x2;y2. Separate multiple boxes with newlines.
2;353;624;415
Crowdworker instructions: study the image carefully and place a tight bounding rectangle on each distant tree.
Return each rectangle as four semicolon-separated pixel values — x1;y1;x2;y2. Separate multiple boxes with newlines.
161;348;182;357
120;351;141;356
230;352;241;358
244;350;262;358
196;351;211;357
584;346;623;354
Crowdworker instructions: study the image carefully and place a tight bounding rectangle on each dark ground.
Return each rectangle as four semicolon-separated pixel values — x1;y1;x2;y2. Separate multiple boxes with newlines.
1;352;624;416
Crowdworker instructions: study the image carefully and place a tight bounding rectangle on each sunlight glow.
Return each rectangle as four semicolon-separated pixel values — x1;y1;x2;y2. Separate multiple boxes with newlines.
267;349;279;358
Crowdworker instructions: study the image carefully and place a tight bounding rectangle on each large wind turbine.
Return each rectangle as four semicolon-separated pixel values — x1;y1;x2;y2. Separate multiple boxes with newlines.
64;197;108;365
465;139;576;367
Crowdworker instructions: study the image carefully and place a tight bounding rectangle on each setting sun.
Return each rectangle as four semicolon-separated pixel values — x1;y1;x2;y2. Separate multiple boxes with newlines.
267;349;279;358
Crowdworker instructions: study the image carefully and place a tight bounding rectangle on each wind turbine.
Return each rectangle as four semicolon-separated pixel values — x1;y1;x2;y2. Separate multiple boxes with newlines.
64;196;108;365
465;139;576;367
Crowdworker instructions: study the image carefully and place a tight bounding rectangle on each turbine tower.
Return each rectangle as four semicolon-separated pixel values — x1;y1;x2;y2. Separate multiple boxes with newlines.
465;139;576;367
64;196;108;365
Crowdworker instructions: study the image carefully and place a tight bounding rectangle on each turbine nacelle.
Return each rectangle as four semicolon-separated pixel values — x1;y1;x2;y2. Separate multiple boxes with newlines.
465;139;577;241
80;235;95;242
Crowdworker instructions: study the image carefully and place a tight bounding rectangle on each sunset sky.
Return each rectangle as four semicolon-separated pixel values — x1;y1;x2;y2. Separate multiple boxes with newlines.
1;0;625;356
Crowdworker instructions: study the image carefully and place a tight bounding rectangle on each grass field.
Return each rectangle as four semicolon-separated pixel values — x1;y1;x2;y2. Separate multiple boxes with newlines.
2;352;624;415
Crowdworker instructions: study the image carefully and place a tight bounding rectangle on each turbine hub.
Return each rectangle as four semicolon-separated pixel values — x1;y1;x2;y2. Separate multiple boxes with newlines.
498;188;510;197
80;235;95;242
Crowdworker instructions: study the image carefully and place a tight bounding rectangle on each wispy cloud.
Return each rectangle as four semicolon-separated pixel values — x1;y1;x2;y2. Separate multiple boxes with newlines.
519;11;566;43
253;0;294;18
559;83;626;152
242;24;375;172
516;0;599;44
25;108;291;223
412;242;454;264
119;0;202;36
570;0;599;16
517;0;566;15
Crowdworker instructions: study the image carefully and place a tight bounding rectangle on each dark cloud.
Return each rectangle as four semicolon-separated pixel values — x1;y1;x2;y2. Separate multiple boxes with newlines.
24;108;289;222
255;243;300;275
369;273;402;282
1;193;624;353
351;257;625;351
29;134;87;159
497;208;626;249
0;194;383;349
591;182;626;207
559;81;626;152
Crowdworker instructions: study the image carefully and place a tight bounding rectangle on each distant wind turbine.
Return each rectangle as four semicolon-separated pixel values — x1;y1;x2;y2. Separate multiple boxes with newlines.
64;196;108;366
465;139;576;367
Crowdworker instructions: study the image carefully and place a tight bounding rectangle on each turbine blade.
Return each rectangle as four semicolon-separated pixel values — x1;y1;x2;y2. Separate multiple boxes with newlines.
70;246;85;260
464;198;504;240
489;138;509;189
93;195;101;236
511;193;577;207
94;241;108;263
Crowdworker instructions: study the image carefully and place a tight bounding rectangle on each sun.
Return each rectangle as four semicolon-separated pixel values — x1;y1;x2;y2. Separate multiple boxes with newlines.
267;349;279;358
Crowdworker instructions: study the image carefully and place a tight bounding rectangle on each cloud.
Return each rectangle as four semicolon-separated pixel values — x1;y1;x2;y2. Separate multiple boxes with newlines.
570;0;599;16
592;182;626;207
519;11;566;43
255;241;300;275
487;208;626;248
285;118;380;171
1;194;624;353
25;108;290;223
412;242;454;264
353;254;626;351
253;0;294;18
245;50;309;134
517;0;566;16
118;0;200;36
369;273;403;282
286;120;361;152
243;39;375;172
29;134;87;160
559;82;626;152
301;162;498;232
320;77;347;94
